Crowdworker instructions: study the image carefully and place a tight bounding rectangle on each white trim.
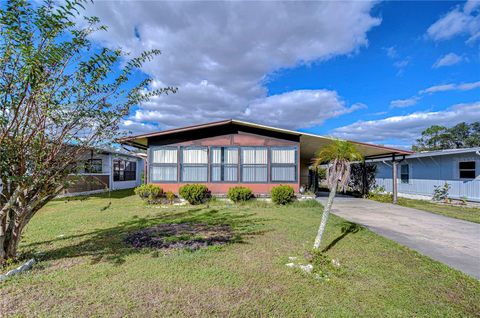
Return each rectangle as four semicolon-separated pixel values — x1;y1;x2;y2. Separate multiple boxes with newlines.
454;157;479;180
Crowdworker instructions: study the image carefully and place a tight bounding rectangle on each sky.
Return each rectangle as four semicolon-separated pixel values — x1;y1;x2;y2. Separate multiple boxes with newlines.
82;0;480;149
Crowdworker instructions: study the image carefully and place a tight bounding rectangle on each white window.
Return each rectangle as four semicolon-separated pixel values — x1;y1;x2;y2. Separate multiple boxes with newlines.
151;147;178;182
181;147;208;182
459;161;476;179
271;148;297;182
211;147;238;182
241;147;267;182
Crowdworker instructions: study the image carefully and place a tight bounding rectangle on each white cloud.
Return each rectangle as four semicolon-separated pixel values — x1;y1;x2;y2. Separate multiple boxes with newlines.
427;0;480;43
420;81;480;94
384;46;398;59
331;101;480;145
432;52;464;68
390;97;419;108
243;90;366;129
390;80;480;107
383;46;410;74
120;120;160;135
80;1;381;133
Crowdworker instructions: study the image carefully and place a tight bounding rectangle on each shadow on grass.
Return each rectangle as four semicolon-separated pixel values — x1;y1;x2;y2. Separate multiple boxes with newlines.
22;207;268;266
322;221;363;252
53;189;135;202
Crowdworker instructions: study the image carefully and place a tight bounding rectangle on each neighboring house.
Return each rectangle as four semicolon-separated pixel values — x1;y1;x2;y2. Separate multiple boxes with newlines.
119;119;410;195
372;147;480;202
62;149;145;196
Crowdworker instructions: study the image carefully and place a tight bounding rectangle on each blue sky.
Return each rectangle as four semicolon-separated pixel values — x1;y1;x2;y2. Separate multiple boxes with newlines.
268;1;480;141
84;1;480;149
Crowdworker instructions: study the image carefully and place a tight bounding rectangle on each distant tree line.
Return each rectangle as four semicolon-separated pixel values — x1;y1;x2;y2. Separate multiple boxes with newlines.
412;122;480;151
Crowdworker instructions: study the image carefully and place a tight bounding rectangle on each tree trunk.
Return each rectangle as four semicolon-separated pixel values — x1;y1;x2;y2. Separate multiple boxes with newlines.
0;195;51;263
313;180;338;250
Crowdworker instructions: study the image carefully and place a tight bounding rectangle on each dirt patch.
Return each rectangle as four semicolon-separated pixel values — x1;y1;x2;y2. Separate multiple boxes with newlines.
124;223;234;250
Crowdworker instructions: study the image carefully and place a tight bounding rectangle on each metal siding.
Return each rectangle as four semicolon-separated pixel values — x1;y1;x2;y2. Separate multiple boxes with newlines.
374;153;480;201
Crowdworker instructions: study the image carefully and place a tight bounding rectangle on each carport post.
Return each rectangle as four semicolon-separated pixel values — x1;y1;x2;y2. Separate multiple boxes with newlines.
392;154;398;204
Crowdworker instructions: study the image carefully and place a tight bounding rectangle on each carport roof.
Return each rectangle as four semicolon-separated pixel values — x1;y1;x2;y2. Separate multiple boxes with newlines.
118;119;412;159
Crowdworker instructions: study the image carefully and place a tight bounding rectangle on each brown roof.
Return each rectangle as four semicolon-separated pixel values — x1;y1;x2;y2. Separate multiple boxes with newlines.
118;119;413;159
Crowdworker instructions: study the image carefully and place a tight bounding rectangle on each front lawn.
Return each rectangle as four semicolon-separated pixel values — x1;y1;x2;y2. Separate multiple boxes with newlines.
369;194;480;223
1;190;479;317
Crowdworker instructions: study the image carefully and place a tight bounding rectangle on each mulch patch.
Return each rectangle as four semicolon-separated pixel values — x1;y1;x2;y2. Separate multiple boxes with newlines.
124;223;234;250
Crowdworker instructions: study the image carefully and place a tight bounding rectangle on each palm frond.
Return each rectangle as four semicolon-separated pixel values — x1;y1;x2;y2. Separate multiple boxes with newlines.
312;140;363;191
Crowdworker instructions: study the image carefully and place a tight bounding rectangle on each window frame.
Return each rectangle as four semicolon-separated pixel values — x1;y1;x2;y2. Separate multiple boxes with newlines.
210;146;239;183
269;146;298;183
84;158;103;174
149;146;179;183
240;146;269;183
458;161;476;180
400;163;409;184
113;159;137;182
180;146;209;182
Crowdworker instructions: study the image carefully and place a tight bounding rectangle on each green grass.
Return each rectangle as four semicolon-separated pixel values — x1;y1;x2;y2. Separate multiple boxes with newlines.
369;193;480;223
1;189;479;317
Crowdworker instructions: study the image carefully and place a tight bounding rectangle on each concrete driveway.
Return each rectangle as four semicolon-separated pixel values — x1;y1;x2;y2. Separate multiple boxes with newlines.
317;195;480;279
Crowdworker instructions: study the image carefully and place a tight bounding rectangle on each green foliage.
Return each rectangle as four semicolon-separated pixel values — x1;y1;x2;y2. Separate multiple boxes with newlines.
312;140;363;191
179;184;211;205
165;191;176;204
271;185;295;205
309;250;339;278
317;167;327;181
0;0;176;260
227;186;253;203
349;163;377;196
134;184;163;204
433;182;451;203
367;186;391;202
413;122;480;151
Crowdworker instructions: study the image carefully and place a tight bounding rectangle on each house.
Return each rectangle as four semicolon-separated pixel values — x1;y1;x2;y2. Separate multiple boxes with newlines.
372;147;480;202
119;119;410;195
62;148;145;196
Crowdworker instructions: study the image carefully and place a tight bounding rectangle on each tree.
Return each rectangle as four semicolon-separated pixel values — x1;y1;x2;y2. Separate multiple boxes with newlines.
412;122;480;151
412;125;449;151
348;162;377;197
0;0;175;263
312;140;362;249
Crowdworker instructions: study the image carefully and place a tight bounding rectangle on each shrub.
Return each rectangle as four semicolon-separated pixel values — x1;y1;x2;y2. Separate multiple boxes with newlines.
179;184;210;205
271;185;295;205
227;186;253;203
433;182;451;203
166;191;176;204
134;184;163;203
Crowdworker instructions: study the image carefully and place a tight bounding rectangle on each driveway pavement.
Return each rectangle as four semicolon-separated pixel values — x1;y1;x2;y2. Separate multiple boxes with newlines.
317;194;480;279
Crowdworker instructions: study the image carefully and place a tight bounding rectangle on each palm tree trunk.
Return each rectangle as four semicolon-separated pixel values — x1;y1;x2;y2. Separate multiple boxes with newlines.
313;180;338;249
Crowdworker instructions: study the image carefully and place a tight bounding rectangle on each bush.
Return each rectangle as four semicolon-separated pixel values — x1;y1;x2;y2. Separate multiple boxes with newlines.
165;191;176;204
227;186;253;203
179;184;210;205
271;185;295;205
433;182;451;203
134;184;163;203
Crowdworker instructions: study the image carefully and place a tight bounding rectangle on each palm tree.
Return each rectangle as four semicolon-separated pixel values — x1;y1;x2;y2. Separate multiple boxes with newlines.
312;140;363;250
